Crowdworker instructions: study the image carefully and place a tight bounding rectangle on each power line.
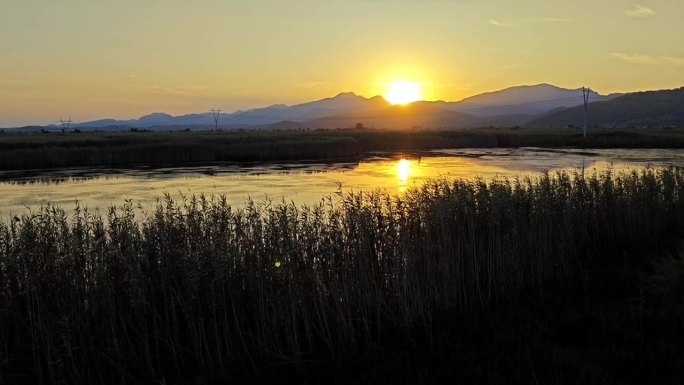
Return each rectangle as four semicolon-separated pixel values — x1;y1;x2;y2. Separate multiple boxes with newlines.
467;96;583;111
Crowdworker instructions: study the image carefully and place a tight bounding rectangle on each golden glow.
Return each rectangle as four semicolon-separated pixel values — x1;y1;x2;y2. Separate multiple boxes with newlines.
0;154;661;217
384;82;423;105
397;158;411;185
2;1;684;126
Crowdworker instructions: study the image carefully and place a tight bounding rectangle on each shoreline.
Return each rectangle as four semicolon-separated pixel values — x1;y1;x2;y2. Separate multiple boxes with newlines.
2;127;684;171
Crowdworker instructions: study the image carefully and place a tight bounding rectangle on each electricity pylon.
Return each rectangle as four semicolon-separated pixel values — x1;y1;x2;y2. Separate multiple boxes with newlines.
210;109;221;131
582;87;592;138
59;117;72;132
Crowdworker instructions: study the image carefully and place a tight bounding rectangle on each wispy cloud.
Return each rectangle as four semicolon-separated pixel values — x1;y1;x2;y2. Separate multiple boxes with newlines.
624;4;655;18
611;52;658;64
663;56;684;66
611;52;684;66
489;19;514;28
523;17;571;23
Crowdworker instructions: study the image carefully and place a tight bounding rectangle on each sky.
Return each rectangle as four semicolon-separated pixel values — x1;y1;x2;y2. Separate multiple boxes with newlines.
1;0;683;127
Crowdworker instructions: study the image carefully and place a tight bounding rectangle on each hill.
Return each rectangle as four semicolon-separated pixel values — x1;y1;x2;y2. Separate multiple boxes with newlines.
70;93;390;129
229;92;390;126
446;83;621;117
527;87;684;128
271;101;479;130
10;84;684;131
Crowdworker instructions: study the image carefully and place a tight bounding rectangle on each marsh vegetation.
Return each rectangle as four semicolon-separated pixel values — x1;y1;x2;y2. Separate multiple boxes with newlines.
1;167;684;384
2;127;684;170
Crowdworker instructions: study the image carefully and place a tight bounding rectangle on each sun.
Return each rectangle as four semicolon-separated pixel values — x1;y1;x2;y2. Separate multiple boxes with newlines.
384;81;423;105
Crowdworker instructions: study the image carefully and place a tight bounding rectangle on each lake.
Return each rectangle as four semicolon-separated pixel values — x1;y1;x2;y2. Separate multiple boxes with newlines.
1;147;682;218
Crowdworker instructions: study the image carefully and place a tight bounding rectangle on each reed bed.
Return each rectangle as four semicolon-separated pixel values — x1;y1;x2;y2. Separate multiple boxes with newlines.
1;167;683;384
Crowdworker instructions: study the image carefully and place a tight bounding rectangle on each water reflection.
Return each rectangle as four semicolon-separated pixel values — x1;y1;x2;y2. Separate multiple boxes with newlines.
397;159;410;186
0;148;682;217
0;161;362;184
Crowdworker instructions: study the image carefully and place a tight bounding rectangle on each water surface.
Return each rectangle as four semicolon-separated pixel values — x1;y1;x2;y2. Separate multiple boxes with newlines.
1;148;682;217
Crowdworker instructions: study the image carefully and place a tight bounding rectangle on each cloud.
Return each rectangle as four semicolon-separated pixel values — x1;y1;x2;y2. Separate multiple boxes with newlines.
489;19;514;28
523;17;571;23
663;56;684;66
624;4;655;17
611;52;658;64
611;52;684;66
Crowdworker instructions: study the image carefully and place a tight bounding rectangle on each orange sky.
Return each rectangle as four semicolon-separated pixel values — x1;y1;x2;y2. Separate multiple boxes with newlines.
1;0;683;126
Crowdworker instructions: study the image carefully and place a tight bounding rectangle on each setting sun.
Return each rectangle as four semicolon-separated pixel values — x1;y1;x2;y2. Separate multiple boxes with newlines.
384;82;423;105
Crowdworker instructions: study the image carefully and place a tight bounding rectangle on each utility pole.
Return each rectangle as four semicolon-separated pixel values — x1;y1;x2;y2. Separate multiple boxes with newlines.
210;109;221;131
582;87;591;138
59;117;72;133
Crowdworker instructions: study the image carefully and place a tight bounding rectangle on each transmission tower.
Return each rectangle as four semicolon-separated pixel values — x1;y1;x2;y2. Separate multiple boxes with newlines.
582;87;592;138
210;109;221;131
59;117;72;132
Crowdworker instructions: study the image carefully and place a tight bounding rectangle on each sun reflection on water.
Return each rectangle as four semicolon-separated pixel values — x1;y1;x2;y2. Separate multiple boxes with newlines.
397;159;410;183
397;158;411;191
1;149;682;218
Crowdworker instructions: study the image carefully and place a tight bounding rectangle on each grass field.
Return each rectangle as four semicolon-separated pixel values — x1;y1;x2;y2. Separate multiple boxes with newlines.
1;167;683;384
2;127;684;170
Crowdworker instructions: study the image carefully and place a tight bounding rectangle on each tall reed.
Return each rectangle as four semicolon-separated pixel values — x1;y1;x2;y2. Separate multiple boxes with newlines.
1;167;683;384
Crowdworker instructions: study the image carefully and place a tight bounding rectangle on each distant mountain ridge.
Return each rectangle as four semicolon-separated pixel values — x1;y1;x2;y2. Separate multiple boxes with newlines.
227;92;391;126
64;92;391;129
446;83;621;117
6;84;681;131
528;87;684;129
303;101;480;130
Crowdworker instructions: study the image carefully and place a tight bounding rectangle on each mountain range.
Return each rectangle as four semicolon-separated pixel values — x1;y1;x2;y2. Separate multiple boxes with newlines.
528;87;684;129
8;84;684;131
